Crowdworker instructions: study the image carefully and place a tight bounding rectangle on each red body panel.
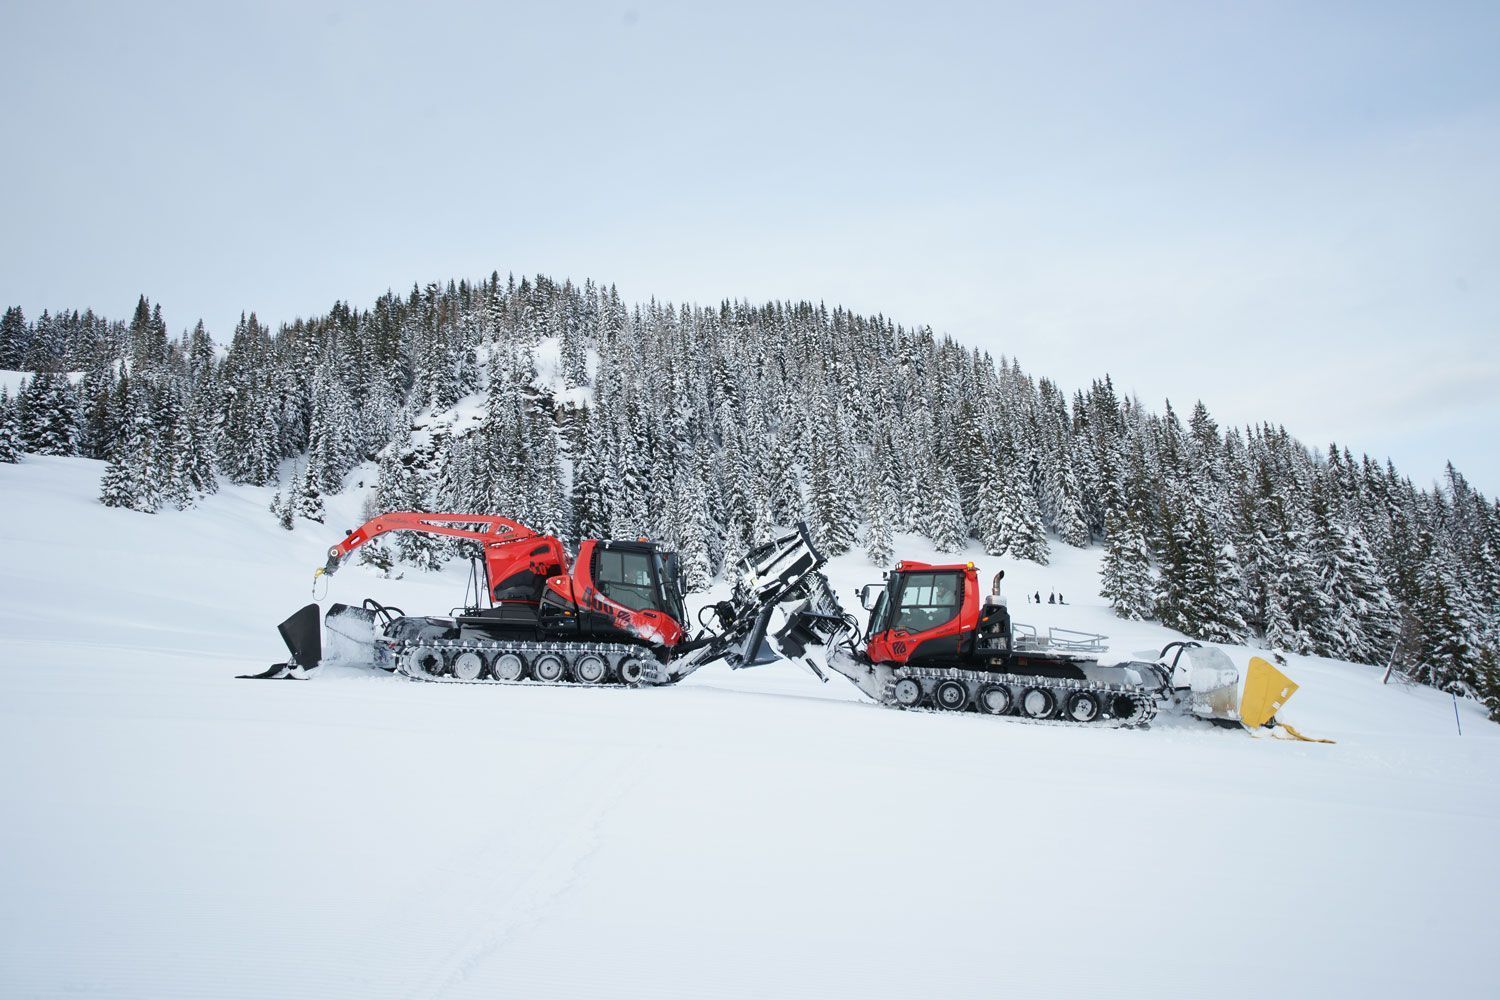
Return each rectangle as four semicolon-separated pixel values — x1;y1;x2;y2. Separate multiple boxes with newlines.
864;560;980;666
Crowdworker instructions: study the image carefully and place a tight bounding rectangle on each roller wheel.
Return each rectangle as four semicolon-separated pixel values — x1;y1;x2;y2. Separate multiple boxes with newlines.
452;651;484;681
1112;694;1140;721
1021;687;1056;719
616;658;646;685
1065;690;1101;723
574;654;608;684
490;652;525;682
977;684;1013;715
892;677;923;708
533;654;566;682
934;679;969;712
414;649;444;677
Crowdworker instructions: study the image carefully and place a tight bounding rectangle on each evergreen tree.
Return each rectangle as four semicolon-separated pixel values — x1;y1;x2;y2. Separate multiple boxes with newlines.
0;390;20;464
294;460;325;523
676;472;715;592
1100;503;1154;619
0;306;26;369
270;486;295;530
18;372;78;455
98;392;160;513
1474;640;1500;723
927;467;967;553
1409;532;1477;691
807;432;856;556
864;483;895;567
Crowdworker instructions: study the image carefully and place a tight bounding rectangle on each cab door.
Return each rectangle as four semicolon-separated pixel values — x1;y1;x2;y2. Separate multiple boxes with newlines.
866;570;967;666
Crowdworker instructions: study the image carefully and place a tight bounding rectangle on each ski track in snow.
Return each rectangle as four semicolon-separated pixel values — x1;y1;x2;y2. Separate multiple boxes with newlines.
406;754;643;1000
2;456;1498;1000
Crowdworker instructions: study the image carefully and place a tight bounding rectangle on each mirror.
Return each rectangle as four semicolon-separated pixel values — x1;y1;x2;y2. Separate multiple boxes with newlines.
858;583;881;611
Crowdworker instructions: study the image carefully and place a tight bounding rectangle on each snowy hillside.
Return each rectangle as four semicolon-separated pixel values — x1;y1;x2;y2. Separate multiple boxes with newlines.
2;457;1498;999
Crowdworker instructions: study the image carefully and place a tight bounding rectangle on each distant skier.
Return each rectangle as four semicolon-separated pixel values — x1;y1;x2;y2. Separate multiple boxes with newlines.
1058;593;1065;605
1048;593;1055;604
1034;591;1041;604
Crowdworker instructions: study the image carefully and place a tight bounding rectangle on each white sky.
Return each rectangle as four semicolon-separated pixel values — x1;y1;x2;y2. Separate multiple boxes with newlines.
2;0;1497;493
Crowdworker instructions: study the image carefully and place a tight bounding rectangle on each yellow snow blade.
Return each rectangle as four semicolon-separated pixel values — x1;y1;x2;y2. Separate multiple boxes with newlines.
1241;656;1298;730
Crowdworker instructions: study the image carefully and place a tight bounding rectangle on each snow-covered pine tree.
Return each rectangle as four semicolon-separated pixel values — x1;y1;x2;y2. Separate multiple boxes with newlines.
864;481;895;567
1474;639;1500;723
1049;453;1091;548
1409;531;1477;691
807;428;857;557
270;484;294;530
75;364;116;460
1100;502;1154;619
0;390;20;463
0;306;26;369
97;386;161;513
294;460;325;523
1008;473;1051;565
974;458;1009;556
1158;498;1247;643
927;466;967;553
1188;521;1249;644
19;371;78;455
1261;577;1303;656
1306;481;1397;664
676;467;715;593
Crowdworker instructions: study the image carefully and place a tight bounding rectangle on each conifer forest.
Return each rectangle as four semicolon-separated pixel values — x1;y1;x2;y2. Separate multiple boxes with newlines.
1;274;1495;709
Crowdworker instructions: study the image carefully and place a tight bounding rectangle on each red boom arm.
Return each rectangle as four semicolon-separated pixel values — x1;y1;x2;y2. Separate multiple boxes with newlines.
318;514;559;598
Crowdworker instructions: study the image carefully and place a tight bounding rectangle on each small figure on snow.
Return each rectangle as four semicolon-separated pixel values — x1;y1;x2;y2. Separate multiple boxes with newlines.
1048;593;1055;605
1034;591;1041;604
1058;593;1065;605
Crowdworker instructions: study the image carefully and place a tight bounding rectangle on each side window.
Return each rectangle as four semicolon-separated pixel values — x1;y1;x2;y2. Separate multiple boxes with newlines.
892;572;961;631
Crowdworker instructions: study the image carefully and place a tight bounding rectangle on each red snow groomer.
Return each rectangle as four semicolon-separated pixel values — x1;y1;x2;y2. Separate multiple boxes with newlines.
247;514;830;687
756;559;1306;731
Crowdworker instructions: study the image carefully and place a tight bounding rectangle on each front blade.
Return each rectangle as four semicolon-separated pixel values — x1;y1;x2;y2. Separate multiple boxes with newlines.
1241;656;1299;729
277;603;323;670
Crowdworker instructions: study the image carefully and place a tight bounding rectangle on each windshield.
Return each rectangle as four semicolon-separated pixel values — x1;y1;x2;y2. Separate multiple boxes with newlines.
653;551;686;624
892;571;961;631
868;586;893;634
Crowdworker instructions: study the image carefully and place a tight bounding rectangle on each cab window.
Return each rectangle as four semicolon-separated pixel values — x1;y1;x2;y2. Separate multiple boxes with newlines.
596;550;661;612
892;572;961;631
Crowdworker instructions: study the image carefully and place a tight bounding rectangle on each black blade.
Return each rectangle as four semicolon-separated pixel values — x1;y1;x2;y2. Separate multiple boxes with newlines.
277;603;323;669
236;662;300;680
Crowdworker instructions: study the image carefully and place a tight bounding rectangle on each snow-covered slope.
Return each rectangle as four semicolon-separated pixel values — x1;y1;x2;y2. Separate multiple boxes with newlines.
2;457;1497;999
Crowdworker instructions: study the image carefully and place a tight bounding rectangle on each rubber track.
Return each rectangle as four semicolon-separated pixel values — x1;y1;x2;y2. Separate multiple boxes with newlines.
392;638;660;688
883;665;1158;728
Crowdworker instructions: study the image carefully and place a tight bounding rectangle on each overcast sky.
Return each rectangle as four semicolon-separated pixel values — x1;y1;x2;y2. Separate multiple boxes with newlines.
3;0;1497;492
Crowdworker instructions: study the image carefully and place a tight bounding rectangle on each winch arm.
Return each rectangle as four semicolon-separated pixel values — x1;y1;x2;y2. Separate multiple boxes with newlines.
318;512;542;579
